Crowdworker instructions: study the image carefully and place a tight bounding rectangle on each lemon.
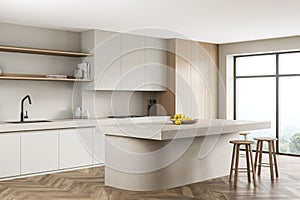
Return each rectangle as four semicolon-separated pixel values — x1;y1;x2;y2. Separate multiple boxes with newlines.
175;120;181;125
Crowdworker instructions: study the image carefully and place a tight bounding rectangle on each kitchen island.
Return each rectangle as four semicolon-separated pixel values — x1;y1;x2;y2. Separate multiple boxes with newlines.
102;119;270;191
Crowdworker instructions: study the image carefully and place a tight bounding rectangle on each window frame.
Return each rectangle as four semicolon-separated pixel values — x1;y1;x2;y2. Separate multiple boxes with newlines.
234;51;300;157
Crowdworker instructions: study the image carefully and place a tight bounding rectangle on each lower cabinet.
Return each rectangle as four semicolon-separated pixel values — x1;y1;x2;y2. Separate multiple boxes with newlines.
21;130;59;174
0;133;20;178
59;128;93;169
93;130;105;164
0;126;98;179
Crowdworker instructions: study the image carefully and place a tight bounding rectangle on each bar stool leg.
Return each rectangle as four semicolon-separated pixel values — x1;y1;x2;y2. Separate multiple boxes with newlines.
234;144;240;186
229;144;236;182
249;145;256;186
271;141;279;177
258;141;263;176
245;144;251;182
268;141;275;180
254;140;260;171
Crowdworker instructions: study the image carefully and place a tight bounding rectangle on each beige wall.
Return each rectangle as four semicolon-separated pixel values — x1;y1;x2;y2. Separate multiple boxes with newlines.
0;22;82;121
219;36;300;119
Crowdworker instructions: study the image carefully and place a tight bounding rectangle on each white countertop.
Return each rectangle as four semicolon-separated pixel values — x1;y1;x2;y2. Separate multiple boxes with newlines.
102;119;271;140
0;116;170;133
0;118;96;133
0;117;270;138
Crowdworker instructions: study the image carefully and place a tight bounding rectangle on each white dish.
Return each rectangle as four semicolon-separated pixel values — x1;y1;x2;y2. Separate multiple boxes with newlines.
171;119;198;124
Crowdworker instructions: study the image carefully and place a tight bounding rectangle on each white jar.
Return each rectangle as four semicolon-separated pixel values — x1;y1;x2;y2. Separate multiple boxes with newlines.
82;109;89;119
74;107;82;119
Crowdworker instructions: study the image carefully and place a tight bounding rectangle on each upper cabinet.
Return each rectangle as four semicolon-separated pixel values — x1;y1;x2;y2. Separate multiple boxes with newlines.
121;34;146;90
145;37;168;91
81;30;167;91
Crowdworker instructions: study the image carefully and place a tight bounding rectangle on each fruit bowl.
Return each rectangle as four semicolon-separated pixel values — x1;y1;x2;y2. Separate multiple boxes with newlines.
171;114;198;125
171;119;198;125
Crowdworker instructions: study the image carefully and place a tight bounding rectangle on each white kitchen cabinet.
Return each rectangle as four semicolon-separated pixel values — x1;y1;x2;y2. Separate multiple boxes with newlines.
59;127;93;169
82;30;122;90
82;30;168;91
145;37;167;91
94;31;122;90
21;130;59;174
0;133;20;178
121;34;146;90
93;130;105;165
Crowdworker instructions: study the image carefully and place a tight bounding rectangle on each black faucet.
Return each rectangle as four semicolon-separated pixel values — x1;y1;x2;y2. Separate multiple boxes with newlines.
20;95;32;122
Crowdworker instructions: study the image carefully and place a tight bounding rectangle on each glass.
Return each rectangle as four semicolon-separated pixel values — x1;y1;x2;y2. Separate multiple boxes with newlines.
279;52;300;74
236;77;276;150
236;55;276;76
279;77;300;154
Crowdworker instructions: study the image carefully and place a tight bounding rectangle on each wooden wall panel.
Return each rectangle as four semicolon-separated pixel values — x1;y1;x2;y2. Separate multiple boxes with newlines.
156;39;219;118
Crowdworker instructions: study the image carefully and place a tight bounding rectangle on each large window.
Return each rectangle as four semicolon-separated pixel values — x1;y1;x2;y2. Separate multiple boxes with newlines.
234;52;300;155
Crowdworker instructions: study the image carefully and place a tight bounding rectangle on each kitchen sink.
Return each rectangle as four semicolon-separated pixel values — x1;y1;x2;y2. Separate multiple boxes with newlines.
6;120;52;124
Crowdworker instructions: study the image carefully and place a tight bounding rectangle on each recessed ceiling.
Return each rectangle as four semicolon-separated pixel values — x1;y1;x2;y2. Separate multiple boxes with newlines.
1;0;300;44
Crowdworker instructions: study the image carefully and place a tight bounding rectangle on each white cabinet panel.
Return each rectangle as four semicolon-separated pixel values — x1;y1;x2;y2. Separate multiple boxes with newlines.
94;31;122;90
145;37;167;91
0;133;20;178
121;34;146;90
93;130;105;165
82;30;168;91
21;130;59;174
60;128;93;169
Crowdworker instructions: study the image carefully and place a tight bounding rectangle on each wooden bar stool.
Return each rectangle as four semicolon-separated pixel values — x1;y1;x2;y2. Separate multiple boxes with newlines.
239;132;250;157
239;132;250;140
229;140;256;186
254;137;279;180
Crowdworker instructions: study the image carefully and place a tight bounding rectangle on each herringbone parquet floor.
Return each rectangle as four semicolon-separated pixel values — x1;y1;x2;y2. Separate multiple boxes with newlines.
0;154;299;200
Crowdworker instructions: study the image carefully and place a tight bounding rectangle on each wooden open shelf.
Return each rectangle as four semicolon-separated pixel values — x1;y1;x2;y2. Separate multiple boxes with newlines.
0;73;92;82
0;45;91;57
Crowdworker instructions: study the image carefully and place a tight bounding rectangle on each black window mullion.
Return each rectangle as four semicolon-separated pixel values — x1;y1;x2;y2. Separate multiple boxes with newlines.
276;54;279;154
236;75;276;79
233;57;237;120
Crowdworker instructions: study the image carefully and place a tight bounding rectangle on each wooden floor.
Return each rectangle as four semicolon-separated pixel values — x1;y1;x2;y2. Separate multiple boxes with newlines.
0;154;299;200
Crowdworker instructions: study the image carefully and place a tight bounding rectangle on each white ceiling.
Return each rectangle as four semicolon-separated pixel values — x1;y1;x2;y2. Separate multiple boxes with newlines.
1;0;300;44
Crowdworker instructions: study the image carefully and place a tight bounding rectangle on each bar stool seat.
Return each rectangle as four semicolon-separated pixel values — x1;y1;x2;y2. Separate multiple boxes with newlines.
254;137;279;181
254;137;275;141
229;140;256;186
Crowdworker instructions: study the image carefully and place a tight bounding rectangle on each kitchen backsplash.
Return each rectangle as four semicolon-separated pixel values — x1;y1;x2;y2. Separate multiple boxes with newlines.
82;90;157;118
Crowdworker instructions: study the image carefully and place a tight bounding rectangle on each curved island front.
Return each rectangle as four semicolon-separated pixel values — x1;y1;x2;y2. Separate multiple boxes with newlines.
101;119;270;191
